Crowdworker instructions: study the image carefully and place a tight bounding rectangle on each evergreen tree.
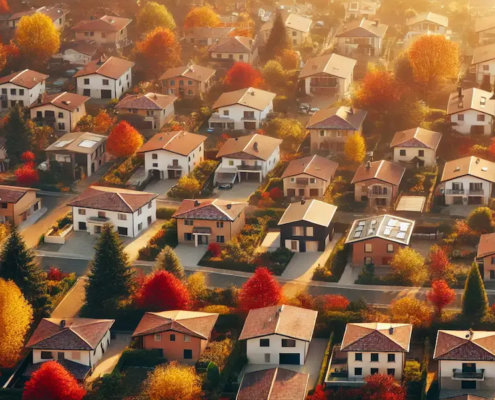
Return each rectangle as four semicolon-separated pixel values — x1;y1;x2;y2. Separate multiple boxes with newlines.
4;106;32;165
85;223;134;310
462;262;488;324
154;246;185;280
265;12;292;58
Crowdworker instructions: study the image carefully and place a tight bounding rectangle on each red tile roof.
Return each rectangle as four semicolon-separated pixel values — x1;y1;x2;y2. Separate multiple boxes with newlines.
212;87;276;112
351;160;405;186
209;36;256;53
172;199;247;221
390;127;442;150
31;92;90;112
441;156;495;183
278;199;337;227
137;131;206;156
0;69;48;89
159;63;216;83
216;133;282;161
115;92;177;110
72;15;131;32
336;18;388;38
434;330;495;360
341;323;412;352
281;155;338;181
0;185;38;203
306;106;367;130
73;56;134;80
299;53;356;80
478;233;495;258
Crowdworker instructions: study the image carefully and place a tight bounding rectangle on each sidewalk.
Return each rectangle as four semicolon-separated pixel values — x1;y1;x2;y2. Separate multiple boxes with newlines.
87;333;132;382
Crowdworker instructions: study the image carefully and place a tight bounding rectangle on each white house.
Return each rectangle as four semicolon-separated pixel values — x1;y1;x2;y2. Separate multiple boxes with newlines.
335;18;388;57
440;156;495;205
160;63;216;97
390;127;442;168
472;43;495;85
342;0;380;21
239;305;318;365
69;186;158;237
215;133;282;184
30;92;90;133
260;11;312;47
137;131;207;180
0;6;69;30
0;69;48;111
183;27;234;46
404;12;449;44
209;87;275;130
54;41;101;65
24;318;114;381
72;15;132;49
208;36;259;65
475;16;495;45
74;56;134;99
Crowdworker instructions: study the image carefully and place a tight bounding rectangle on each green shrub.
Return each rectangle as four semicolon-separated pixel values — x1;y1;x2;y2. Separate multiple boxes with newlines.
317;332;334;385
404;360;422;396
312;236;349;282
57;212;73;229
156;207;176;219
118;348;165;368
207;362;220;389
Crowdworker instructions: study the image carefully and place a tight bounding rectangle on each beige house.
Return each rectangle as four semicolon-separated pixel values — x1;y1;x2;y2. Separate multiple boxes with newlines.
183;27;234;46
72;16;132;48
160;63;216;97
173;199;247;247
282;155;338;198
0;6;68;30
477;233;495;281
260;11;312;47
30;92;90;133
0;186;41;225
209;36;259;65
472;43;495;86
0;69;48;111
335;18;388;58
475;16;495;45
390;127;442;168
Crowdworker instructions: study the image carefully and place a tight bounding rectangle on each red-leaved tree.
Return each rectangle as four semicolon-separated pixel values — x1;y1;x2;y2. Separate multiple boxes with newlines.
238;267;282;312
136;270;191;311
15;163;39;186
93;110;116;134
23;361;86;400
224;62;264;91
106;121;144;158
427;280;455;317
307;385;328;400
47;267;66;281
361;374;406;400
208;242;221;257
323;294;350;311
428;245;451;279
21;151;35;164
0;0;9;14
269;187;283;200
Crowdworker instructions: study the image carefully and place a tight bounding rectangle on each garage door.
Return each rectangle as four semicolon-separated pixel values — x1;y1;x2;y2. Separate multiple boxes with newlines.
309;188;319;197
101;90;112;99
244;121;256;130
469;196;483;205
287;188;296;197
279;353;300;365
306;241;319;252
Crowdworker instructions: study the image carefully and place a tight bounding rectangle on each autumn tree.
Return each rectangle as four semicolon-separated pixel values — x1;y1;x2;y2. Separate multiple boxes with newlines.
154;246;185;280
238;267;282;312
224;62;264;91
107;121;143;158
0;279;32;368
265;11;292;58
146;362;202;400
137;1;176;34
15;163;39;186
187;272;208;303
0;0;9;14
321;294;350;310
137;270;190;311
184;6;220;29
462;262;489;324
390;247;428;286
354;68;403;114
4;106;32;164
345;133;366;163
265;118;306;151
31;125;56;152
175;176;200;197
428;245;454;282
23;361;86;400
262;60;286;90
93;110;116;134
277;49;299;70
467;207;494;233
0;43;7;72
427;280;455;317
361;374;406;400
390;297;431;327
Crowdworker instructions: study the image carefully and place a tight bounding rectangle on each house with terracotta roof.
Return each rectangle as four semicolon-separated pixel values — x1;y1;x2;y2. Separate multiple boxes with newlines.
0;69;48;111
239;305;318;365
132;311;218;363
278;199;337;252
351;160;405;208
208;36;259;65
390;127;442;168
345;214;414;266
74;56;134;99
307;106;367;152
0;6;69;30
69;186;157;237
0;185;41;225
24;318;114;381
260;11;313;47
447;87;495;135
237;368;309;400
475;16;495;45
173;199;247;246
326;323;412;385
30;92;90;133
183;27;234;46
137;131;206;180
434;330;495;392
335;18;388;57
45;131;108;179
472;43;495;86
476;233;495;281
72;15;132;48
54;41;102;65
440;156;495;205
160;63;216;97
342;0;380;21
299;53;356;98
214;133;282;184
404;12;449;43
115;92;176;130
282;155;338;198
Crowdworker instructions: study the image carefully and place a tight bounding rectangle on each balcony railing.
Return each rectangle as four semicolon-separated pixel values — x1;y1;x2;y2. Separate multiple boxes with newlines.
167;164;182;170
242;116;256;120
444;189;484;195
87;216;110;224
452;369;485;380
368;191;390;198
237;164;262;171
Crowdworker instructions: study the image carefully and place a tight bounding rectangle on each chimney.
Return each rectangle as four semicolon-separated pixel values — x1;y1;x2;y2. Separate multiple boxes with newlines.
60;320;66;328
476;158;481;164
194;200;200;206
349;106;354;115
389;326;394;335
457;85;462;98
374;19;379;26
366;161;371;169
300;197;306;205
253;142;258;151
227;204;232;209
468;328;474;340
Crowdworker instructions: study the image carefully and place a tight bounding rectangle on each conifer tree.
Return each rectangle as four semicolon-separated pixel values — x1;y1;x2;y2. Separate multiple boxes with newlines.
462;262;488;324
265;12;292;58
4;106;32;165
154;246;185;280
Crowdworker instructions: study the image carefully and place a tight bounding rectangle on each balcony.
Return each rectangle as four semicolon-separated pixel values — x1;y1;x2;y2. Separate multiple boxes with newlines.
167;164;182;170
87;216;110;224
444;189;484;195
236;164;262;171
368;190;390;198
452;369;485;380
242;115;256;121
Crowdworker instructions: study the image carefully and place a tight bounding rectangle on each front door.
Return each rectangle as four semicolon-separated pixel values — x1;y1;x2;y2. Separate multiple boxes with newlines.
94;225;102;234
461;380;477;389
287;189;296;197
79;222;87;231
298;188;305;196
198;235;209;245
57;352;65;361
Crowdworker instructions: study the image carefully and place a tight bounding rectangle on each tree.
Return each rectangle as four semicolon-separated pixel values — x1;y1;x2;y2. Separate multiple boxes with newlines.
390;247;428;286
0;0;10;14
93;110;116;134
467;207;494;233
427;280;455;317
208;242;221;257
15;13;60;67
224;62;264;91
154;246;184;279
136;270;190;311
428;245;451;279
307;385;328;400
361;374;406;400
74;115;94;132
31;125;56;152
85;224;134;310
15;163;39;186
344;133;366;163
262;60;285;90
23;361;86;400
3;106;32;164
277;49;299;70
137;1;176;34
265;11;292;58
175;176;200;197
390;297;431;327
0;43;7;72
0;279;32;368
136;28;181;79
184;6;220;29
462;262;489;323
106;121;143;158
187;272;208;302
206;362;220;389
354;68;403;113
238;267;282;312
265;118;306;151
146;362;202;400
322;294;350;310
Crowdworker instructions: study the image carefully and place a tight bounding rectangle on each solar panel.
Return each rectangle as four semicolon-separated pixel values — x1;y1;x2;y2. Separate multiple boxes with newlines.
399;223;410;232
396;232;406;239
383;227;392;236
370;220;377;225
367;229;374;235
54;139;74;148
387;219;398;227
358;221;366;226
354;231;362;238
356;225;364;232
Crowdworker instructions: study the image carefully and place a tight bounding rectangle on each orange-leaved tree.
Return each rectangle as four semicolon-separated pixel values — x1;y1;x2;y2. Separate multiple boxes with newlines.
238;267;282;312
0;0;9;14
428;245;451;280
427;280;456;317
277;49;299;70
184;6;220;29
136;270;191;311
106;121;144;158
93;110;116;134
224;62;264;91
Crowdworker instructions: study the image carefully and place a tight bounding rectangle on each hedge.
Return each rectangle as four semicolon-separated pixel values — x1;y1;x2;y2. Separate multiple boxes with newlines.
317;331;334;385
312;235;349;282
156;207;176;219
114;348;165;373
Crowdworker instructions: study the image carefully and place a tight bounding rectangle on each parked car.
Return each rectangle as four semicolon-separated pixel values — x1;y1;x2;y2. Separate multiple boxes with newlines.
298;103;310;114
218;183;233;190
308;107;320;115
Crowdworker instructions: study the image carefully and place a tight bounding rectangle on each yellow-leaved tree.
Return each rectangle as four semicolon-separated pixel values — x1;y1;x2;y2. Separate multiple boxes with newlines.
0;278;33;368
390;297;431;327
146;362;202;400
390;247;428;286
344;133;366;163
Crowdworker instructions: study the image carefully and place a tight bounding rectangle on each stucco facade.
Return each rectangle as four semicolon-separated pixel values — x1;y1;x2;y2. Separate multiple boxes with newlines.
350;237;406;266
141;331;208;364
450;109;494;135
0;81;46;111
218;147;280;183
0;190;41;225
347;351;405;381
337;36;382;57
354;179;398;207
76;68;132;99
283;175;329;198
245;334;310;365
119;104;174;130
310;127;360;152
209;102;274;130
163;77;211;97
75;27;128;48
442;176;492;205
31;103;87;133
438;360;495;390
392;146;436;167
143;143;204;179
475;60;495;85
210;47;258;65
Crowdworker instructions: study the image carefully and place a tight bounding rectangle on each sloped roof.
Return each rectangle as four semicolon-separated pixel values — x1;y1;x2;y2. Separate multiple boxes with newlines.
7;6;68;22
45;131;107;155
261;10;312;33
137;131;206;156
159;64;216;83
73;56;134;80
341;323;413;352
172;199;247;221
281;155;338;181
212;87;276;111
60;40;99;56
0;185;38;203
345;214;415;246
472;43;495;65
31;92;90;112
477;233;495;258
299;53;356;80
390;127;442;150
306;106;367;130
185;26;234;39
278;199;337;227
446;87;495;116
434;330;495;360
209;36;256;53
216;133;282;161
115;92;177;110
406;12;448;27
336;18;388;38
72;15;132;32
441;156;495;183
132;311;218;340
475;16;495;33
351;160;405;186
0;69;49;89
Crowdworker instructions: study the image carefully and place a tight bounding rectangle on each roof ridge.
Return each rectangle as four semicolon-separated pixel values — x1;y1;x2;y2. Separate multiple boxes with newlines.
377;326;409;351
113;192;133;213
242;132;258;153
266;368;279;399
274;304;284;335
211;199;235;221
374;159;384;179
11;69;28;82
70;320;109;349
303;154;317;174
301;199;314;222
50;92;66;104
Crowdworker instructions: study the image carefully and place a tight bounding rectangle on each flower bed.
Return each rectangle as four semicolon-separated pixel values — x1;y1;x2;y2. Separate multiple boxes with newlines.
44;224;73;244
99;155;143;188
168;160;219;199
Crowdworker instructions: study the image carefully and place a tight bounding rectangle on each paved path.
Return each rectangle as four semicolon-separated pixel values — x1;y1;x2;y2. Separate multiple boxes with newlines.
123;220;164;262
87;333;132;382
50;277;87;318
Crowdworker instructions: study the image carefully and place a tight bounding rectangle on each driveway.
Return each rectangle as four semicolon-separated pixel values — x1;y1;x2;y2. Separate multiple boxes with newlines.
213;182;259;202
38;231;98;259
145;179;178;197
87;333;132;382
124;220;164;262
173;243;207;268
51;277;87;318
443;204;478;218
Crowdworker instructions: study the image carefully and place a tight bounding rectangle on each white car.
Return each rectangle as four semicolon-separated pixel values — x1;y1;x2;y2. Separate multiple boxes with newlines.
308;107;320;115
298;103;310;114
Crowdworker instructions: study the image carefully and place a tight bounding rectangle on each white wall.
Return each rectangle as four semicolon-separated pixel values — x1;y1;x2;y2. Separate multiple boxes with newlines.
58;49;93;65
210;103;273;130
220;145;279;179
76;67;132;99
450;110;493;135
347;351;404;380
30;103;87;133
337;37;382;56
0;81;46;111
246;334;308;365
144;143;204;178
475;60;495;85
439;360;495;390
393;147;436;167
443;176;492;204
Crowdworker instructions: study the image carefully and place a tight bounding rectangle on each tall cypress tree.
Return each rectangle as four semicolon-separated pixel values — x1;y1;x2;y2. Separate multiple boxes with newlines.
154;246;184;280
462;262;488;324
85;223;135;310
265;11;292;58
4;106;32;165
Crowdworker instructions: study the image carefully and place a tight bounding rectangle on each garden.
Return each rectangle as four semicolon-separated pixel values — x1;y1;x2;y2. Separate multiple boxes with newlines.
99;155;143;188
138;208;178;261
312;235;350;282
167;160;219;199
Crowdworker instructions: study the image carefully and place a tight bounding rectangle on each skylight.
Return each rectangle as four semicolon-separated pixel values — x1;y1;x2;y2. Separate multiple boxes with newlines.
399;223;410;232
78;140;98;148
356;225;364;232
354;231;362;238
396;232;406;239
383;227;392;236
358;221;366;226
370;220;377;225
482;167;488;172
54;139;74;148
387;219;398;227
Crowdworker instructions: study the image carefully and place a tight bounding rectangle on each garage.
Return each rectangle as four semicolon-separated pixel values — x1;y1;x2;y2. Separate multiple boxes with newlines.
305;241;319;252
279;353;300;365
468;196;483;205
309;188;319;196
117;227;128;236
101;89;112;99
452;196;463;205
287;188;296;197
244;121;256;130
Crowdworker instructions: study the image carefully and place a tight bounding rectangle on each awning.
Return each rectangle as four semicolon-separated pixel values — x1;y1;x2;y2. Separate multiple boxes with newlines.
193;227;212;234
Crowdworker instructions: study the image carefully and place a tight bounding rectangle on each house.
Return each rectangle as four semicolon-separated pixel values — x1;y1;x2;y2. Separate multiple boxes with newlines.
472;43;495;86
278;199;337;252
298;53;356;98
440;156;495;205
24;318;114;381
0;6;69;30
160;63;216;97
475;16;495;45
351;160;405;207
0;69;48;112
54;41;102;65
172;199;247;246
210;87;276;130
404;12;449;43
30;92;90;133
74;56;134;99
72;15;132;48
114;92;176;130
335;18;388;57
183;27;234;46
208;36;259;65
307;106;367;152
215;133;282;184
390;127;442;168
0;186;41;225
434;330;495;391
281;155;338;198
447;87;495;135
345;214;415;266
132;311;218;364
137;131;206;179
239;305;318;365
342;0;380;21
260;11;312;47
476;233;495;281
327;323;412;384
69;186;157;237
45;131;108;179
237;368;309;400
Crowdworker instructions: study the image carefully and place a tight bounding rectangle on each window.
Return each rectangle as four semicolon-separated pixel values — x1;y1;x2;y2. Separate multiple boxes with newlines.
103;79;109;85
354;368;362;376
72;352;81;360
19;89;24;95
217;54;222;59
365;243;372;253
371;353;379;362
260;339;270;347
187;80;193;86
217;221;224;228
0;203;6;209
483;64;490;71
281;339;296;347
223;110;229;116
179;80;184;86
492;257;495;264
387;244;394;253
1;89;5;94
290;177;295;183
244;111;255;119
365;256;372;265
152;163;158;168
388;354;395;362
229;54;233;59
184;334;191;342
310;178;316;184
458;114;464;121
228;160;234;166
138;208;142;216
188;90;193;95
306;227;314;236
154;334;161;342
152;153;158;160
98;211;106;218
57;112;64;118
10;89;16;95
118;214;127;220
170;334;176;341
185;219;193;226
138;223;142;231
399;149;406;156
18;100;24;107
265;353;271;362
452;182;463;191
355;353;362;361
239;54;244;60
184;349;193;359
216;235;225;243
319;130;325;137
292;31;297;36
478;114;486;121
84;78;90;85
184;232;193;241
148;202;152;209
170;79;175;86
491;270;495;279
41;351;52;359
371;368;379;374
58;123;65;130
387;369;395;376
292;226;304;236
78;209;86;215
